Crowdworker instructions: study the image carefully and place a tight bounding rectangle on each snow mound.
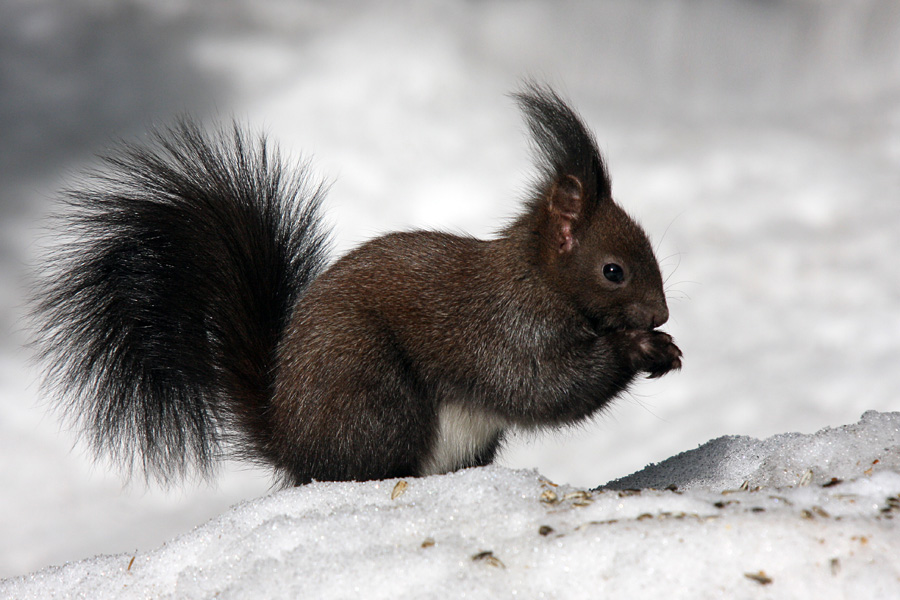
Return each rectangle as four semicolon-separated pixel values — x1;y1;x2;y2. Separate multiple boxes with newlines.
1;412;898;599
607;410;900;491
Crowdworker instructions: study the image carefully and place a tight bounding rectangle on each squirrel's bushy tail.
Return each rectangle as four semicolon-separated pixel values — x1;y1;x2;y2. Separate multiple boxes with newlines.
34;120;330;482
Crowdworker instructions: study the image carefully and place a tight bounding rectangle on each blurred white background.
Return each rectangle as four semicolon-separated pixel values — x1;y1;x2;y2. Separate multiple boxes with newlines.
1;0;898;579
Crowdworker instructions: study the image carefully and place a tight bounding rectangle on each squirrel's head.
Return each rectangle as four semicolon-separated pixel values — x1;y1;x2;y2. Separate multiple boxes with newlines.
516;83;668;332
537;173;668;332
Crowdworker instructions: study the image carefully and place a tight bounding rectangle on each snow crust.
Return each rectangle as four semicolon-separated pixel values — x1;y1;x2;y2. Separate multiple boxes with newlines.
608;410;900;491
2;412;898;599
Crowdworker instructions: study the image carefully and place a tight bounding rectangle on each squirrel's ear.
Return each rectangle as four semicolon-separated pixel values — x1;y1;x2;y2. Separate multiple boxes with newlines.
515;84;612;256
547;174;585;254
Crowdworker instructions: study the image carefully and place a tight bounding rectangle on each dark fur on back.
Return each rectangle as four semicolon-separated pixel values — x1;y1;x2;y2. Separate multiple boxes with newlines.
33;120;330;482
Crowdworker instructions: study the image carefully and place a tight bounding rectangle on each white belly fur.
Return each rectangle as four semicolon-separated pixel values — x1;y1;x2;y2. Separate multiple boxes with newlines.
420;402;506;476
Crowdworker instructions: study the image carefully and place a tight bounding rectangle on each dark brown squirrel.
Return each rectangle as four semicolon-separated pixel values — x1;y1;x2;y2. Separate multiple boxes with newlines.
34;84;682;486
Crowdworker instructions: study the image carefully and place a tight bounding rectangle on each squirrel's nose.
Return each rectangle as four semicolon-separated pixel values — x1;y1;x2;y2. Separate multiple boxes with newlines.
650;305;669;329
629;300;669;330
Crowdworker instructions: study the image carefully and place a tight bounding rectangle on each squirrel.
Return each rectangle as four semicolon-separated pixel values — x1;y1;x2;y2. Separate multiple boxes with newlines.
34;84;682;486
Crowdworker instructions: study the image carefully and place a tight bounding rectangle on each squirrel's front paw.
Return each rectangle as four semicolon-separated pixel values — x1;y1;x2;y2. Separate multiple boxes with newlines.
620;330;683;378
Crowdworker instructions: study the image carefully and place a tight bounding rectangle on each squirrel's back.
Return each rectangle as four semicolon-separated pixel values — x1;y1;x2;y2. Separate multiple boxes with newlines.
268;232;510;483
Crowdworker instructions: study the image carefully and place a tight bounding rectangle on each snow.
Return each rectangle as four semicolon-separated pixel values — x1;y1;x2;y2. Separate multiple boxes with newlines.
608;410;900;491
1;0;899;596
2;412;898;598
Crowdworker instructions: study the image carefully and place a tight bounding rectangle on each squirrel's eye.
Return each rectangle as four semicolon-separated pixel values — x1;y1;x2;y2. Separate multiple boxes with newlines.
602;263;625;283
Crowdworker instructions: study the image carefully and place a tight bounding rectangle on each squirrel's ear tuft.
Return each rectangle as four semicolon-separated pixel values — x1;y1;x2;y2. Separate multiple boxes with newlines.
515;83;611;254
514;82;612;215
